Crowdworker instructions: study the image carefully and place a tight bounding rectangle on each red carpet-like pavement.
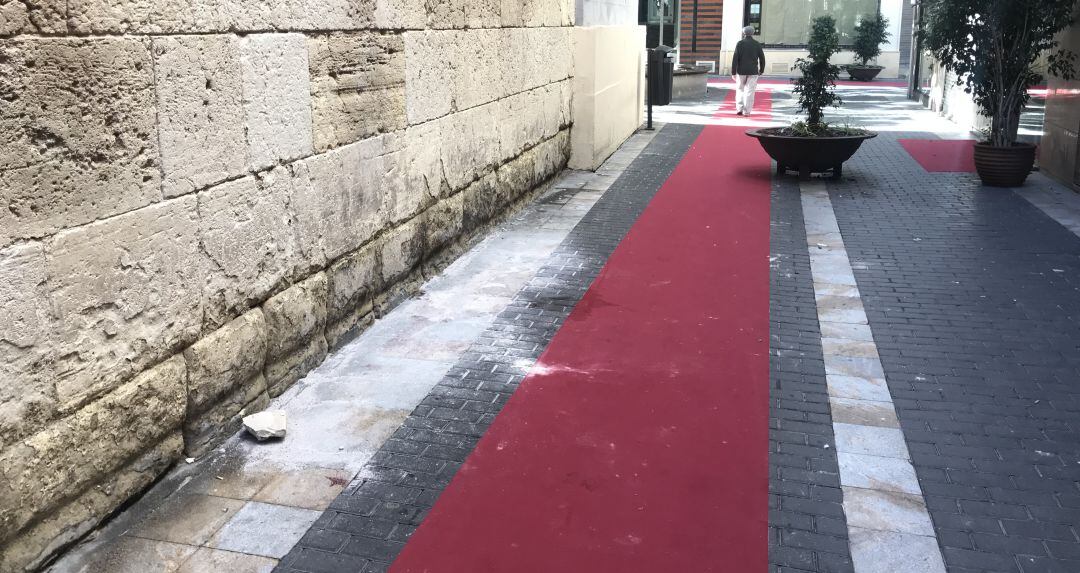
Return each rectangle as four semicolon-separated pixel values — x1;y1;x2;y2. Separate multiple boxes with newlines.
899;139;978;172
390;92;774;572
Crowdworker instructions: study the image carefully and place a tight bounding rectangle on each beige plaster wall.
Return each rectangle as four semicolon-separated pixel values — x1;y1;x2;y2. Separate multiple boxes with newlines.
0;0;575;569
570;24;645;170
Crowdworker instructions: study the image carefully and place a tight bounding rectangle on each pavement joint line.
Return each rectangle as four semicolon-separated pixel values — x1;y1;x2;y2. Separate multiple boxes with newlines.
800;181;948;573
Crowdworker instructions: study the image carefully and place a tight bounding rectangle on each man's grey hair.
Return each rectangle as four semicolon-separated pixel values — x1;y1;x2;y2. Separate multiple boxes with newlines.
742;25;755;36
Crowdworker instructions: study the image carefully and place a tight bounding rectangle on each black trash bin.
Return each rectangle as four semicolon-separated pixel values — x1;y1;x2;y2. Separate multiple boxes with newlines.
647;45;675;107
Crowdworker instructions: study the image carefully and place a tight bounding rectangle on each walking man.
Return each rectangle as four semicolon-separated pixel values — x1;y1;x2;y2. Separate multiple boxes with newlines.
732;26;766;116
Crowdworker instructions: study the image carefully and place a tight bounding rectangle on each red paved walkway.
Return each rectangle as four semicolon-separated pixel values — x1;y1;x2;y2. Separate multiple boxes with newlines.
390;92;774;572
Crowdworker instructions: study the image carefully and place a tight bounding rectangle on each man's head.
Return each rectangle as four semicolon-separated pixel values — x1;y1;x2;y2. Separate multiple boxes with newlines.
742;25;755;38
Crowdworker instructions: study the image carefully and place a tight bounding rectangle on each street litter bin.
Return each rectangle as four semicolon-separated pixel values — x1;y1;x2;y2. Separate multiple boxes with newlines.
647;45;675;106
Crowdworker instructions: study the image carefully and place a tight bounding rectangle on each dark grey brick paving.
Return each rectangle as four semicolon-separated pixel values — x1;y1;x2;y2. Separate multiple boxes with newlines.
770;166;854;573
274;123;703;573
824;100;1080;573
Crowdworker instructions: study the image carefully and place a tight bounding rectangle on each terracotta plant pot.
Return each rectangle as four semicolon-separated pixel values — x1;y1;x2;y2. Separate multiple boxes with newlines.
973;142;1037;187
847;65;883;82
746;129;878;180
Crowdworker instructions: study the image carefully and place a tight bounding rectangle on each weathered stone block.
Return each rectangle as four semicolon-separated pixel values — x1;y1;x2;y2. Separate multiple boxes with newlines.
498;28;527;95
380;215;427;287
47;197;204;412
403;119;445;206
440;103;499;192
240;33;313;171
154;34;246;198
182;309;268;456
404;31;456;125
454;29;504;110
0;0;65;34
0;38;160;247
534;129;570;183
69;0;371;34
0;356;187;548
199;169;301;329
463;0;499;27
496;144;538;206
461;172;503;233
309;32;406;152
425;192;465;256
0;432;182;573
497;87;547;163
291;134;402;267
0;242;56;451
500;0;522;27
374;0;424;28
262;273;328;397
326;243;380;350
425;0;464;28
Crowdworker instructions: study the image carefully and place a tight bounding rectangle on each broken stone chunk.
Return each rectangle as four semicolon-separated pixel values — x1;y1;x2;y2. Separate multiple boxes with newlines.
243;410;287;441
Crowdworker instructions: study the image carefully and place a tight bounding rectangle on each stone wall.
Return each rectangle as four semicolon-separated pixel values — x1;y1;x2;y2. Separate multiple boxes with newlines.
0;0;574;568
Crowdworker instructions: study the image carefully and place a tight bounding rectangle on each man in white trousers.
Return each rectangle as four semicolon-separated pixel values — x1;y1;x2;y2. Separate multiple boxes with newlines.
731;25;766;116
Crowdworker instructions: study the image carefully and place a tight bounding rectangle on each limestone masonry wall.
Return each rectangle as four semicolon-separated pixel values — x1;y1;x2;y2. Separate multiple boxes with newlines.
0;0;574;568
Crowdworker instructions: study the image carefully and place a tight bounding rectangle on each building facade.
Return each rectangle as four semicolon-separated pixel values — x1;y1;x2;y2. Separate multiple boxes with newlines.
717;0;911;77
1041;21;1080;190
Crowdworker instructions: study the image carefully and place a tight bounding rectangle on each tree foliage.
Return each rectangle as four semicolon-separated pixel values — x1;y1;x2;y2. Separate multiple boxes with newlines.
919;0;1078;147
793;16;843;127
852;12;890;66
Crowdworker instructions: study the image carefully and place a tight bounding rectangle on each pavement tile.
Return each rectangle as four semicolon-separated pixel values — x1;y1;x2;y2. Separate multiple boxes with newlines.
130;494;245;546
848;528;947;573
843;488;936;536
826;375;893;402
815;295;869;325
208;502;323;558
829;397;899;428
838;452;922;495
252;468;351;511
824;354;885;379
821;337;879;359
60;537;197;573
832;423;909;459
819;322;874;342
175;547;277;573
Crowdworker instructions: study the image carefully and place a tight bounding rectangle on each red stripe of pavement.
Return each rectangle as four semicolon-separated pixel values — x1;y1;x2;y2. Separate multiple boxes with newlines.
899;139;977;173
391;89;773;573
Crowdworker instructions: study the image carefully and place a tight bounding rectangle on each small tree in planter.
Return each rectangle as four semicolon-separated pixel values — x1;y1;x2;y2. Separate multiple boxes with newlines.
746;16;877;180
920;0;1078;187
848;13;890;81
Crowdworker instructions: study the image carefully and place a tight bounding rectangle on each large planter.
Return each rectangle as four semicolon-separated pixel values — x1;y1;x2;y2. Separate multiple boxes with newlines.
846;65;883;82
747;129;878;180
672;66;709;100
973;142;1037;187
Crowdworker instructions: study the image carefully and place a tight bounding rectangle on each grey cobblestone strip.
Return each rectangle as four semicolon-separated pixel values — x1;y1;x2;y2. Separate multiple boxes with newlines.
770;174;856;573
826;131;1080;573
274;124;703;573
801;180;947;573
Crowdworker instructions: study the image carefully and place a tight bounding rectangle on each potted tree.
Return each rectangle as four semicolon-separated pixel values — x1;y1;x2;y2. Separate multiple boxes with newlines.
847;13;890;81
747;16;877;180
920;0;1077;187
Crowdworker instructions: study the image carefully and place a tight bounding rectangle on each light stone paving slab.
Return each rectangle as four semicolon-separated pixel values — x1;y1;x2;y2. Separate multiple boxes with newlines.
824;354;885;379
48;128;661;572
801;181;945;573
848;528;947;573
838;453;922;495
842;488;936;536
206;502;321;558
832;423;910;459
830;398;900;428
827;375;893;402
175;547;277;573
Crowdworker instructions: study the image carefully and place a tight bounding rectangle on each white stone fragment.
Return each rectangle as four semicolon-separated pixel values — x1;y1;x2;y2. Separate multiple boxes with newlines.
243;410;287;441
